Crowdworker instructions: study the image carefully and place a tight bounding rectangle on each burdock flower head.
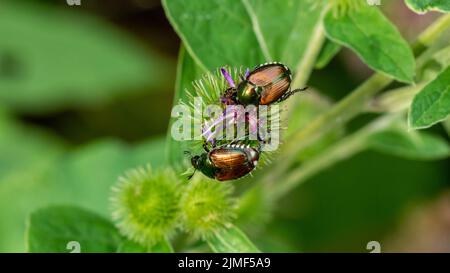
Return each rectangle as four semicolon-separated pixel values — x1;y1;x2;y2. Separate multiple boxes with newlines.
179;176;236;239
111;166;181;246
180;66;281;171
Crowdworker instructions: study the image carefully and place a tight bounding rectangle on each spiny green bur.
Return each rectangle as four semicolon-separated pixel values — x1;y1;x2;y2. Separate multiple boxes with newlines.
180;177;236;239
111;167;180;246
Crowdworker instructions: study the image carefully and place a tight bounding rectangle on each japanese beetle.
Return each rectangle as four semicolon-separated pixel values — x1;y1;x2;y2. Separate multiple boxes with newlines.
221;62;307;106
187;142;260;181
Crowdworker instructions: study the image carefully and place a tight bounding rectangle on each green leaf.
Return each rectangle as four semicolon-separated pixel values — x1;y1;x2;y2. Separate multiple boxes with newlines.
241;0;326;69
163;0;326;70
27;206;122;253
117;240;148;253
0;1;173;113
324;6;415;83
409;66;450;129
48;138;167;216
405;0;450;14
163;0;265;70
0;111;64;185
0;112;65;252
444;117;450;136
165;46;204;167
116;239;174;253
0;137;166;252
132;138;168;169
206;224;261;253
315;39;342;69
367;127;450;160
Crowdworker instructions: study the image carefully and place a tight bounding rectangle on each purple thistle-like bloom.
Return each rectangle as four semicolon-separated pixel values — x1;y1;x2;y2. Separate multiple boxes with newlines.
221;68;235;88
244;68;250;78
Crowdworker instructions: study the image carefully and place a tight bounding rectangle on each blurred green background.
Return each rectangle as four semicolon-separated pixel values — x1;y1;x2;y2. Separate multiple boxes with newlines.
0;0;449;252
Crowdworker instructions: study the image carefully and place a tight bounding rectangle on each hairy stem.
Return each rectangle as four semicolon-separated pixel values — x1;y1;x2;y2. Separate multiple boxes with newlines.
260;13;450;189
270;114;399;200
413;13;450;54
292;19;326;88
366;83;426;113
262;73;391;185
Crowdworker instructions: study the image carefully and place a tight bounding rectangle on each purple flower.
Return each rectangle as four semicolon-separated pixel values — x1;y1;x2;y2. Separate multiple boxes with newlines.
221;68;235;88
244;68;250;78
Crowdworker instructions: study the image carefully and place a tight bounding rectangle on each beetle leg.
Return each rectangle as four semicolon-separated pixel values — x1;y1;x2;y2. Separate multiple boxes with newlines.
277;86;308;103
202;142;210;152
220;87;238;105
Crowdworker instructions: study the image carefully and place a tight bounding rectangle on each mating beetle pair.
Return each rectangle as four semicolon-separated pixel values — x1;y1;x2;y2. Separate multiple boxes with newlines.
188;62;306;181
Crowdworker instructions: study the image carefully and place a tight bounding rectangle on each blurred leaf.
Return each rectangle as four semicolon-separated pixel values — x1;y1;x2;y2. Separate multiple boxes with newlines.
0;137;166;252
0;1;173;113
27;206;121;253
428;44;450;68
367;127;450;160
409;66;450;129
207;224;261;253
48;141;141;215
0;112;65;252
163;0;326;70
444;117;450;136
132;137;168;169
405;0;450;14
286;92;344;161
324;6;415;83
269;149;448;252
235;186;273;234
0;111;64;184
315;39;341;69
417;42;450;82
48;138;167;216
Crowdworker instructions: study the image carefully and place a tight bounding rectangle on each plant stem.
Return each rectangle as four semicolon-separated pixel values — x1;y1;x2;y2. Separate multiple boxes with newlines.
292;19;326;88
206;224;261;253
270;114;399;200
262;73;391;186
366;83;426;113
260;13;450;188
281;6;328;120
413;13;450;54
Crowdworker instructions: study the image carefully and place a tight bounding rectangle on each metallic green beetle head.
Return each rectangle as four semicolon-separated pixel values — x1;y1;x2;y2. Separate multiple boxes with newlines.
189;152;216;180
190;155;200;169
236;81;261;105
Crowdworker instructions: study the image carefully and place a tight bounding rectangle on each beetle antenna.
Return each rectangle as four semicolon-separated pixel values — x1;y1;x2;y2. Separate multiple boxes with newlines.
187;169;196;180
277;86;309;103
292;86;309;93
